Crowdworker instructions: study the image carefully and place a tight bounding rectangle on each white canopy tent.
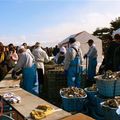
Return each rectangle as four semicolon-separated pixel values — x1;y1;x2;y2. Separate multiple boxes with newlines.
58;31;103;65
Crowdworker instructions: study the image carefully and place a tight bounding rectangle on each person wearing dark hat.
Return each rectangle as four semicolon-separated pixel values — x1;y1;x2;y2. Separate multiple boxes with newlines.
64;38;83;87
84;39;97;84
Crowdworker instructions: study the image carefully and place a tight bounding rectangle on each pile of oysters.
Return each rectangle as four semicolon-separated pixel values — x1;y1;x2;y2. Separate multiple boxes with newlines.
102;70;120;80
60;87;87;98
103;96;120;108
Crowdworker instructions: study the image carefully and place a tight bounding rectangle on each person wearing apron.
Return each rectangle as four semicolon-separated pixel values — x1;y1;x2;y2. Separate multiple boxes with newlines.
32;42;50;96
64;38;83;87
12;46;38;95
84;39;97;84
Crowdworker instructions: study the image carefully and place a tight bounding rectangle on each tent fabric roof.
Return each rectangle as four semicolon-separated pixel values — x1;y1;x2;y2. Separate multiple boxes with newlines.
59;31;84;45
58;31;103;64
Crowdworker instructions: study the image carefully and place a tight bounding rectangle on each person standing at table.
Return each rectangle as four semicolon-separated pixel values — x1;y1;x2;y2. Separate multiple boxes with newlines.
12;46;37;95
54;46;66;65
32;42;50;96
64;38;83;87
84;39;97;84
52;45;60;56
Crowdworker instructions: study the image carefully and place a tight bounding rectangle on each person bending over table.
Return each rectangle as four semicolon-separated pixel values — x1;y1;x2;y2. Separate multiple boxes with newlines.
12;45;38;95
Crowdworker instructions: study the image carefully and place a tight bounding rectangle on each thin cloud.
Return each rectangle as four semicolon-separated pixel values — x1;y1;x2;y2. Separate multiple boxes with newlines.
0;10;120;47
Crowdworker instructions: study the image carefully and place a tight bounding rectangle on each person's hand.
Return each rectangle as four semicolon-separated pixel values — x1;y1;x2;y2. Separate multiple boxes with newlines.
12;70;18;79
83;54;87;59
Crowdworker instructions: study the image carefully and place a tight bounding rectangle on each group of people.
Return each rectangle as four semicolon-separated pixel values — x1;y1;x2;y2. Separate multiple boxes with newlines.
0;38;98;96
99;34;120;74
0;38;95;96
64;38;97;87
63;34;120;88
0;43;18;80
11;42;50;96
0;33;119;97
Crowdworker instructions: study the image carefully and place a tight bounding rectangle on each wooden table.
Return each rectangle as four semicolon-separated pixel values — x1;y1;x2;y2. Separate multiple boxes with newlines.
0;70;20;88
61;113;95;120
0;87;71;120
0;69;71;120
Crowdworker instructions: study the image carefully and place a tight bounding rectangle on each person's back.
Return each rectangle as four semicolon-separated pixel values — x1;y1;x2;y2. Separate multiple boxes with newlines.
53;45;60;56
12;46;37;95
33;46;49;69
32;42;49;95
14;47;34;71
64;38;82;87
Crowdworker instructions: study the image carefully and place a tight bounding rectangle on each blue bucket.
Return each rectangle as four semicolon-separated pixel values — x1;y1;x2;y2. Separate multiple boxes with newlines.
101;102;120;120
61;95;87;112
84;88;97;106
88;105;104;120
60;89;87;112
94;94;108;116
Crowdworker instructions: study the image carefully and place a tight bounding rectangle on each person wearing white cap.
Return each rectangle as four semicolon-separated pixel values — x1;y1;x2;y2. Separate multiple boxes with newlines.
54;46;66;64
12;45;37;95
32;42;50;95
64;38;83;87
22;42;35;60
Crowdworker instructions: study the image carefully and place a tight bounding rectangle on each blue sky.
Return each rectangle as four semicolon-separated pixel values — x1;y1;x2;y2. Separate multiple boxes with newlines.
0;0;120;47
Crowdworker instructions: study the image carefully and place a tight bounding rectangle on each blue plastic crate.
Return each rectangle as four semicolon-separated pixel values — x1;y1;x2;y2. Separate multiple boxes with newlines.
95;75;120;97
101;102;120;120
60;93;87;112
84;87;97;106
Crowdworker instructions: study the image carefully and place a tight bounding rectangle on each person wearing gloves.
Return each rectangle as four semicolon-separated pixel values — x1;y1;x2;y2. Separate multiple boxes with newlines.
12;46;37;95
54;46;66;64
84;39;97;83
64;38;83;87
32;42;50;96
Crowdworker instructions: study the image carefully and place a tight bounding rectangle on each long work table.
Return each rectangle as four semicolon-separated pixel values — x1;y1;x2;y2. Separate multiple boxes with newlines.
0;87;71;120
0;70;20;88
0;70;71;120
